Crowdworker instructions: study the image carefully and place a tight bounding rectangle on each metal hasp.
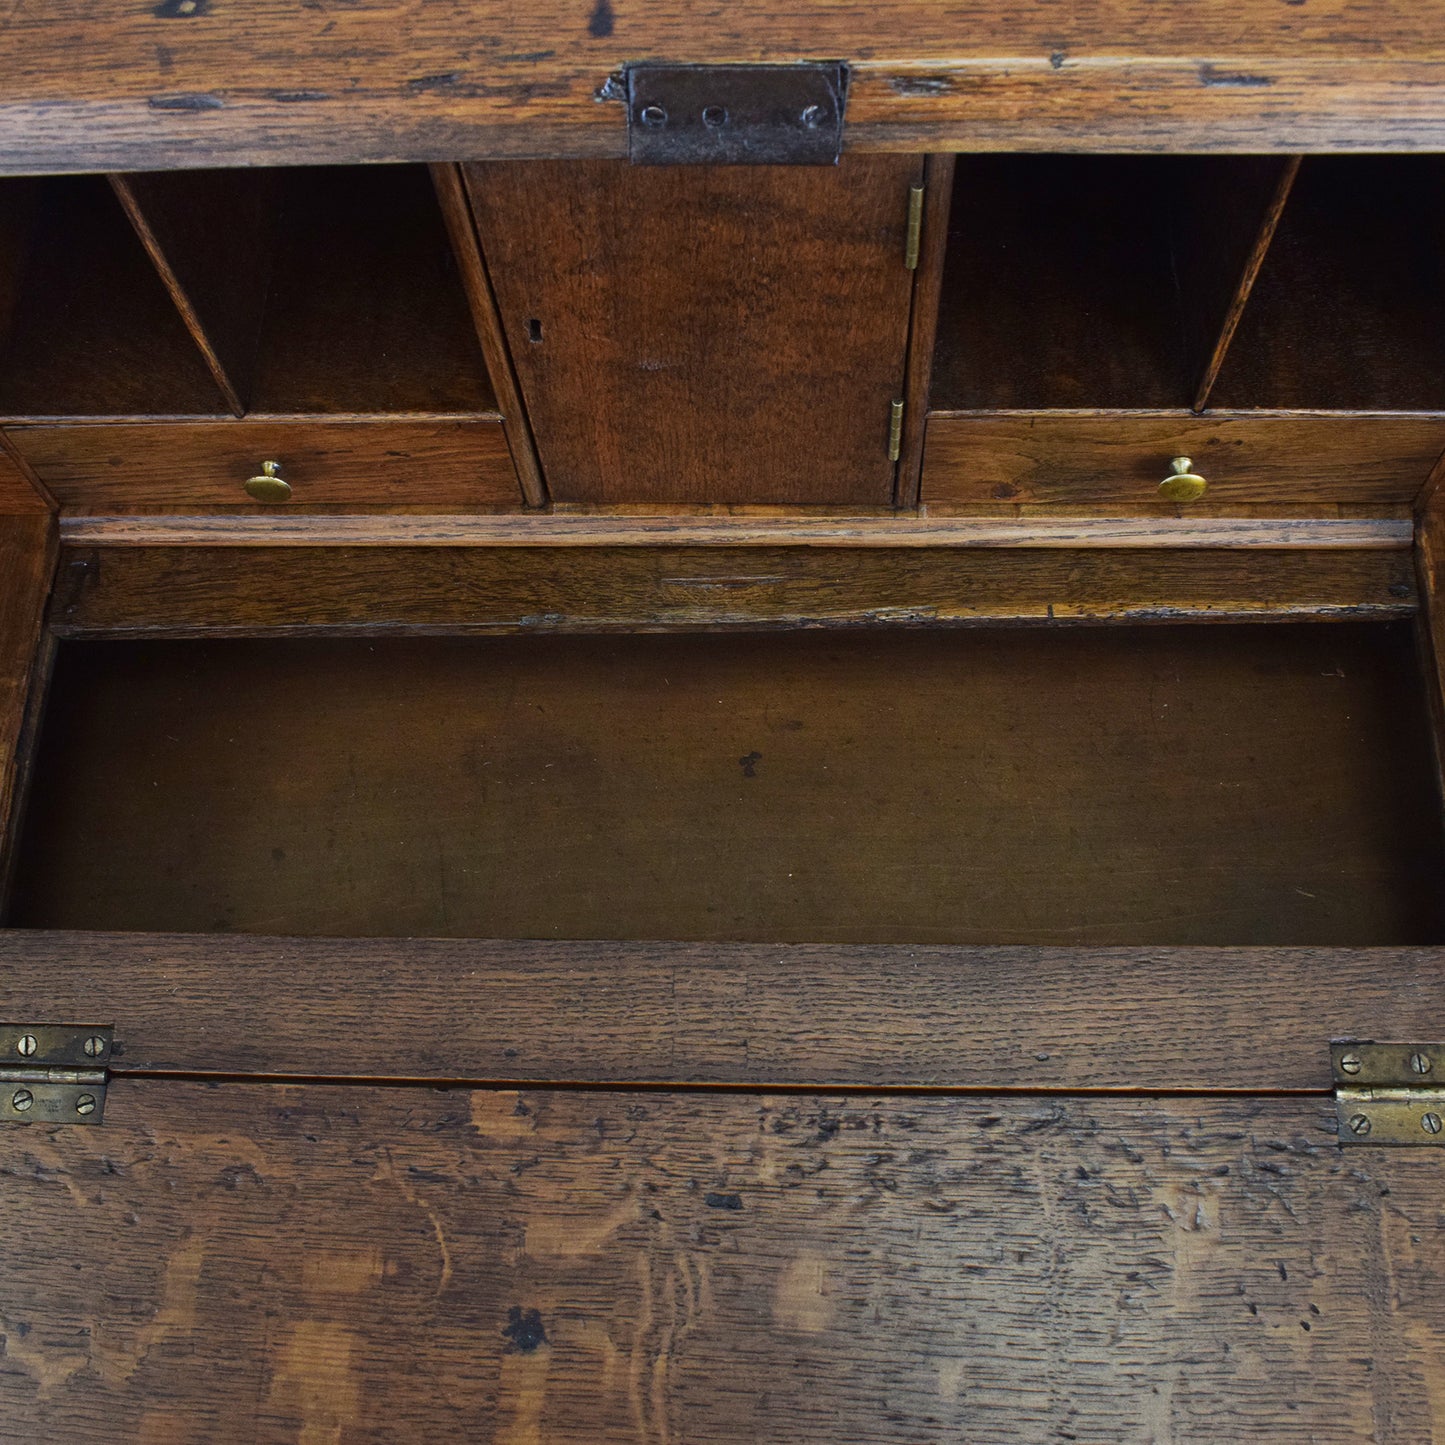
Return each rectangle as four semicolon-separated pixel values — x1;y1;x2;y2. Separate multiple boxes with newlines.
627;64;848;165
1333;1041;1445;1145
0;1023;113;1125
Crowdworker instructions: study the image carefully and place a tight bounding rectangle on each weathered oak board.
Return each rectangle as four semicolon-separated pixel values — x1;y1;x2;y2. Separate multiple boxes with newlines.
1;933;1443;1091
2;1084;1442;1442
7;1;1445;170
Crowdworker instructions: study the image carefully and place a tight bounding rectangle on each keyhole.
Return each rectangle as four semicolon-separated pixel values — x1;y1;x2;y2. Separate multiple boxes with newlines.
527;318;543;343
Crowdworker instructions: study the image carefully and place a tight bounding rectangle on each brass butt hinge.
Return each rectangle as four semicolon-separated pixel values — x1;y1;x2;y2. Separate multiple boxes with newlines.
0;1024;113;1126
1333;1041;1445;1146
904;184;925;270
887;400;904;462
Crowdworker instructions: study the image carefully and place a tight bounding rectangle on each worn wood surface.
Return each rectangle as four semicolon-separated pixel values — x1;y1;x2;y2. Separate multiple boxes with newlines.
0;432;49;514
921;413;1445;509
431;163;548;509
3;932;1445;1089
55;511;1414;549
3;1083;1444;1441
0;516;54;865
10;420;521;515
47;544;1419;637
466;157;918;507
13;624;1443;944
7;3;1445;171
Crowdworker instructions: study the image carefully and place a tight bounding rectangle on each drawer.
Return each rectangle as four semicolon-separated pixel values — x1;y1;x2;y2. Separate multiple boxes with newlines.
921;414;1445;508
6;419;524;513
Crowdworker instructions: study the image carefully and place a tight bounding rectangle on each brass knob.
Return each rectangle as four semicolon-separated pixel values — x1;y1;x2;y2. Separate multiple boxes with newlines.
244;460;291;504
1159;456;1207;503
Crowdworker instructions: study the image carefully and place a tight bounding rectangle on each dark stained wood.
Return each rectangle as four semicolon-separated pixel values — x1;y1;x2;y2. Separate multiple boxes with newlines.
13;624;1444;944
0;176;229;420
0;179;41;354
922;412;1445;509
249;165;497;416
109;170;277;420
0;516;56;869
4;1083;1445;1441
430;163;548;509
1186;157;1300;411
57;511;1412;549
0;430;51;514
1210;156;1445;410
7;4;1445;170
895;153;954;510
9;420;523;515
4;932;1445;1089
464;156;919;506
933;157;1195;410
1413;495;1445;801
48;544;1420;637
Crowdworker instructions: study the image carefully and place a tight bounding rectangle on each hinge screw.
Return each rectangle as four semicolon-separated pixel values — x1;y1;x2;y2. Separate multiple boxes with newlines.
1339;1053;1362;1075
15;1035;36;1057
1410;1052;1433;1075
83;1035;107;1058
75;1095;96;1117
1422;1112;1442;1135
1347;1113;1372;1136
11;1089;33;1112
639;104;667;128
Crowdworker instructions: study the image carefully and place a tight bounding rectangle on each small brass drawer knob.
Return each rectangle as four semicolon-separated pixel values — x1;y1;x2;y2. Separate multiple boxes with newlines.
1159;456;1207;503
244;460;291;504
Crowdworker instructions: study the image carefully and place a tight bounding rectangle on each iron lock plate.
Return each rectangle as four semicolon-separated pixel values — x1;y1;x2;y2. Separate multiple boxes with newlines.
626;63;848;166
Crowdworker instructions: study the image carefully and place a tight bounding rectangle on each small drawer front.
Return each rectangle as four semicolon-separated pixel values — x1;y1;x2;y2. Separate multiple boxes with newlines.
7;419;524;513
922;414;1445;508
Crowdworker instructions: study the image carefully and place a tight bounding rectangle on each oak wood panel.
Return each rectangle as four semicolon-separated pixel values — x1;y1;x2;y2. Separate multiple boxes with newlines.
10;420;523;515
465;156;919;507
4;932;1445;1089
12;625;1444;944
58;511;1413;549
48;544;1420;637
0;516;55;864
7;5;1445;170
922;413;1445;509
109;170;277;420
4;1084;1444;1441
430;163;548;509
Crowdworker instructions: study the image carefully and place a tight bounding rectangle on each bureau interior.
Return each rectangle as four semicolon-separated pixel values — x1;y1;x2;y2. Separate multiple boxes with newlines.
10;619;1444;946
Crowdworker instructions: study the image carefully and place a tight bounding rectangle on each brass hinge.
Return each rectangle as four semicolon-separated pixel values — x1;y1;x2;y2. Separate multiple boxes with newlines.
0;1024;113;1126
887;399;904;462
1333;1041;1445;1145
904;184;924;270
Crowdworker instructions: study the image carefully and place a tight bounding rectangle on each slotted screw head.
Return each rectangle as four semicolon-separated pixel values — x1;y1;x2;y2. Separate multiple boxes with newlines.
83;1035;107;1058
74;1094;96;1117
1411;1052;1433;1076
15;1035;36;1057
1339;1053;1362;1075
1348;1113;1372;1136
1422;1112;1442;1135
11;1089;32;1112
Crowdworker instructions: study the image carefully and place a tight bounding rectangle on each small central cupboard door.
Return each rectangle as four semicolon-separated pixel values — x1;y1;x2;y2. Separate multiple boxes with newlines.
463;157;922;507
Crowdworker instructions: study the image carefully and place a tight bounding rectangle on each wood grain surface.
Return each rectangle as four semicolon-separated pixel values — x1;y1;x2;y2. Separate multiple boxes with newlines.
2;931;1444;1090
465;157;918;507
921;413;1445;509
13;625;1444;944
7;2;1445;170
10;420;522;515
3;1083;1444;1441
0;432;49;514
0;515;54;868
47;544;1419;637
